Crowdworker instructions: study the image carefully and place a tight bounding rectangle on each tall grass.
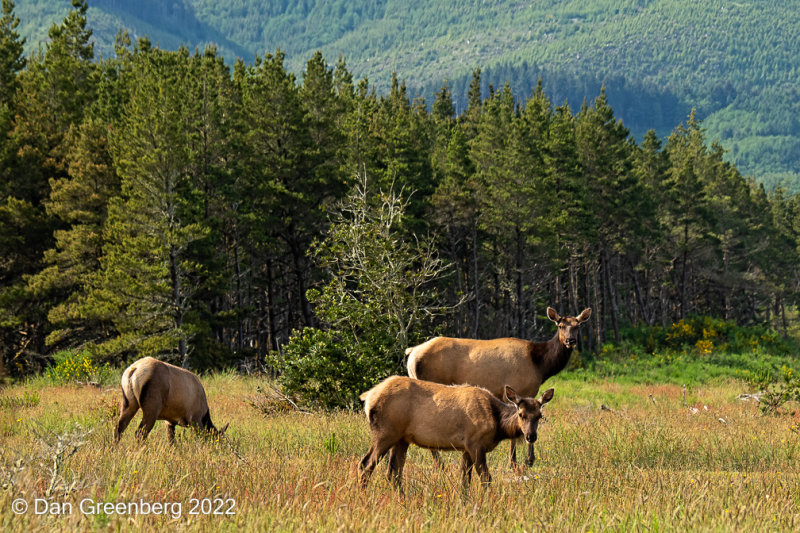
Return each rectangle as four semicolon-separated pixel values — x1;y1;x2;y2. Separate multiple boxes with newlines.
0;374;798;531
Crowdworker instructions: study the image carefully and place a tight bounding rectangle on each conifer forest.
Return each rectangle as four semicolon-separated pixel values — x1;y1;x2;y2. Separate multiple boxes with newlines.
2;1;800;385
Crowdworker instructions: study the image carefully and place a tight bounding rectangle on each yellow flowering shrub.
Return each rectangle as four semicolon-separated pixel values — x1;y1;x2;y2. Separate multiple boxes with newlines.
666;319;695;343
695;339;713;355
46;350;112;384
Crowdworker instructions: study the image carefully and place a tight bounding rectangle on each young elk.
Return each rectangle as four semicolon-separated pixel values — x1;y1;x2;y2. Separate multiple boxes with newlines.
359;376;554;489
114;357;228;444
406;306;590;468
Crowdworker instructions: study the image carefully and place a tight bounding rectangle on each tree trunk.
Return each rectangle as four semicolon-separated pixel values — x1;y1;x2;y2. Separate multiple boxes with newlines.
625;256;650;325
591;261;602;347
265;258;277;353
780;294;788;337
472;220;480;338
680;220;689;319
290;237;314;328
515;226;524;338
170;244;189;368
601;246;620;343
568;256;578;315
233;224;244;352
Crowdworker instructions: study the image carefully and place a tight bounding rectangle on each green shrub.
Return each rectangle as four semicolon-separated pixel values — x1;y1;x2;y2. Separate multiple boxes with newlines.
748;365;800;415
45;349;114;385
267;179;446;409
267;326;398;409
617;316;794;356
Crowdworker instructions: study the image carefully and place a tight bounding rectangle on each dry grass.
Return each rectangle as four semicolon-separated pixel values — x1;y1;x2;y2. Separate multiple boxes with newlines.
0;374;799;531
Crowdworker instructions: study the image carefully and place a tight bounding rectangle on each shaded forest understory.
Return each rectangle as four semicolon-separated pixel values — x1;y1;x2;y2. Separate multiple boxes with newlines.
2;1;800;377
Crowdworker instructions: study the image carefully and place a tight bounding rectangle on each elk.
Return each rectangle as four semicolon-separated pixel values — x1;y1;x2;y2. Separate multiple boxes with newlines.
359;376;554;489
406;306;590;468
114;357;228;444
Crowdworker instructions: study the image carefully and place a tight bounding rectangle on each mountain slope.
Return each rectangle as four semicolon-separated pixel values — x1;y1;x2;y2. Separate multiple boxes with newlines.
13;0;800;189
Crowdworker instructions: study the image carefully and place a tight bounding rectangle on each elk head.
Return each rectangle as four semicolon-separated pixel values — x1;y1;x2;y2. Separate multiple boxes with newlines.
505;386;554;443
547;307;592;349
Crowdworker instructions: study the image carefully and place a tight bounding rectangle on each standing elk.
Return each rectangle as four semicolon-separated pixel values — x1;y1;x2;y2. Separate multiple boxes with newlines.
114;357;228;444
359;375;554;489
406;306;590;468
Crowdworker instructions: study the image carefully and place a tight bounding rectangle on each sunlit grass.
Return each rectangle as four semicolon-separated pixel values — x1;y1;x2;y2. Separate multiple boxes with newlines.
0;373;798;530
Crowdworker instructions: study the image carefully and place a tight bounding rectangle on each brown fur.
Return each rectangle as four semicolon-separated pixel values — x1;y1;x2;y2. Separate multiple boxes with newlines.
113;357;227;444
358;376;554;489
406;306;590;467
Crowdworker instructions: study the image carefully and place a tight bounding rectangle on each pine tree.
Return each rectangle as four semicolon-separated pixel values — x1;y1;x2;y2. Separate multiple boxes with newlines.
26;119;119;350
372;72;434;229
84;48;209;367
628;129;669;325
181;46;240;364
471;83;547;336
545;101;593;338
239;49;323;338
0;0;25;158
575;88;638;341
429;122;479;336
0;0;97;371
663;110;713;320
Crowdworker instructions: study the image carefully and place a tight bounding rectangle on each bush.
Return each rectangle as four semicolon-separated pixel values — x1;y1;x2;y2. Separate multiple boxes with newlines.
617;316;794;356
749;365;800;415
266;326;397;409
45;349;114;385
267;178;448;409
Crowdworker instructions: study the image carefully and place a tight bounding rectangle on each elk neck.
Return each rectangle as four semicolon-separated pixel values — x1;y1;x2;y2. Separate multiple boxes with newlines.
493;398;523;442
536;332;574;382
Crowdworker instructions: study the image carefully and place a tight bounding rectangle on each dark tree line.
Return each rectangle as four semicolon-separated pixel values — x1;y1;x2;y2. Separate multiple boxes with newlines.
2;1;799;375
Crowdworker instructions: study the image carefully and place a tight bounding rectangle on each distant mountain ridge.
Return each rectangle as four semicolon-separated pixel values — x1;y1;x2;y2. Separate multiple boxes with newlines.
14;0;800;189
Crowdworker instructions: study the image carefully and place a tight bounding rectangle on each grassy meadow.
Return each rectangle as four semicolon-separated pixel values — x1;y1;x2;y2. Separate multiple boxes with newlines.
1;372;799;531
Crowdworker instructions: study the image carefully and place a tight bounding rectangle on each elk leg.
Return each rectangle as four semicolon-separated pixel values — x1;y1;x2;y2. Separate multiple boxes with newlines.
460;451;474;487
166;422;176;444
509;438;519;470
114;400;139;444
525;442;536;467
387;441;409;490
430;450;444;469
474;449;492;485
358;446;375;482
134;413;157;441
134;398;164;442
134;384;166;442
359;441;392;487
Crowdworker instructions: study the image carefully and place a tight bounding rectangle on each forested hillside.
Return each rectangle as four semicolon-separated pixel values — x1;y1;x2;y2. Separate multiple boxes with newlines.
2;2;800;379
12;0;800;190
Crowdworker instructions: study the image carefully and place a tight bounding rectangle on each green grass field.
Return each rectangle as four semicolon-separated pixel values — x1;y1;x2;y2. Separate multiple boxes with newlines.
1;373;799;531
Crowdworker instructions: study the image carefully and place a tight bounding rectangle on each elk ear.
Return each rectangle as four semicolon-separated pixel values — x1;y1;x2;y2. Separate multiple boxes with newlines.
219;423;229;435
577;308;592;323
546;307;560;323
539;388;555;405
504;386;521;405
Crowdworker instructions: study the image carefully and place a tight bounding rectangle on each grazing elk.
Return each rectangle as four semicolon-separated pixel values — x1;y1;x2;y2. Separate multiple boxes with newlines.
406;306;590;468
114;357;228;444
359;376;554;489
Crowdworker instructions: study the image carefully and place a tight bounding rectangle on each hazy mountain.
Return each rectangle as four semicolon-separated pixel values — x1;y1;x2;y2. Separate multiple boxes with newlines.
14;0;800;189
